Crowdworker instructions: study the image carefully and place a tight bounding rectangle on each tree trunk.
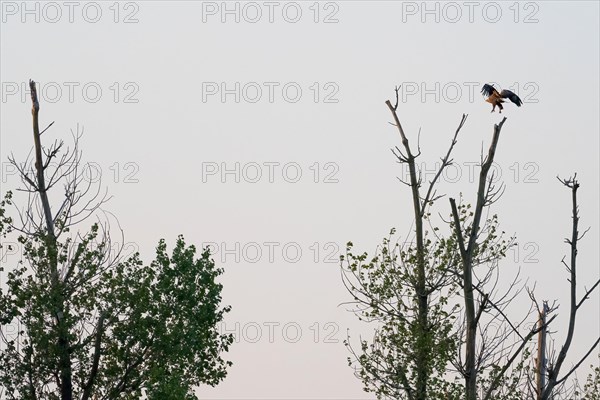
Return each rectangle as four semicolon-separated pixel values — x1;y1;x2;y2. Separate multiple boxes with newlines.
450;118;506;400
29;80;73;400
386;99;429;400
536;303;548;400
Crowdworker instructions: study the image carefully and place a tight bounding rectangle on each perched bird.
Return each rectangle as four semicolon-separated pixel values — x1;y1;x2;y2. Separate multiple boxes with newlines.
481;84;522;113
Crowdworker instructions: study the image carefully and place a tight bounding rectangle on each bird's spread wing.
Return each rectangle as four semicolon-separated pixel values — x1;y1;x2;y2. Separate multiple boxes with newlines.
500;89;522;106
481;84;498;97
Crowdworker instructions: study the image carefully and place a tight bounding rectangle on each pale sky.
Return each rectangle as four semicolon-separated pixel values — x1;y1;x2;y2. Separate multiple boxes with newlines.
1;1;599;399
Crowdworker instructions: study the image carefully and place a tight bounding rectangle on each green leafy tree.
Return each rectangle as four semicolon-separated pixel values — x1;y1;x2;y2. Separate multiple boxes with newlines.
582;357;600;399
341;88;468;400
0;80;232;399
342;230;463;400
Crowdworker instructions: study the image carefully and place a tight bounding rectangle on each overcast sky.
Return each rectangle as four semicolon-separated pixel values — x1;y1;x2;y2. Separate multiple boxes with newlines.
1;1;599;399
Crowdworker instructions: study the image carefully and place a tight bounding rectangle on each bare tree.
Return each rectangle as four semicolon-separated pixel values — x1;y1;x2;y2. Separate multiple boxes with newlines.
446;125;600;400
447;118;562;400
535;176;600;399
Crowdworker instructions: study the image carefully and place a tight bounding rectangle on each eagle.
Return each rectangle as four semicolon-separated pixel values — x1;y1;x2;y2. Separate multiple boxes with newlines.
481;84;522;113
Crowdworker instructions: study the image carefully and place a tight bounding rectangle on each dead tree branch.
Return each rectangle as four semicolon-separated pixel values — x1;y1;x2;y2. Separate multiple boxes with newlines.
541;176;600;398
